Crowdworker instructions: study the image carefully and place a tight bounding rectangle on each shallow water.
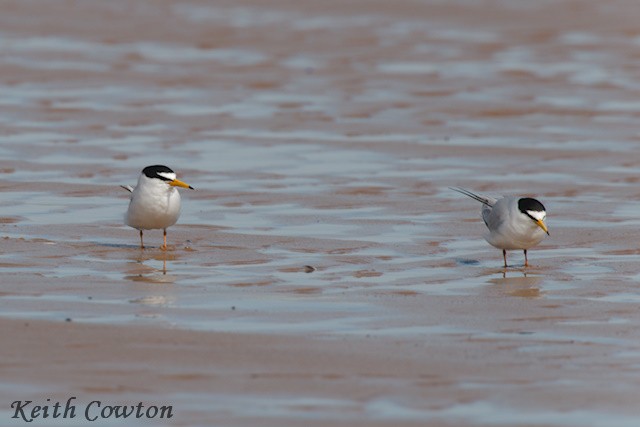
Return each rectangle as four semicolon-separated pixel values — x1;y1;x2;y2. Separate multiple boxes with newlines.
3;0;640;426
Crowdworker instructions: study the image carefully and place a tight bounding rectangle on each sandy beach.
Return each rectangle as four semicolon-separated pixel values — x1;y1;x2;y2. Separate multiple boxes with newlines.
2;0;640;426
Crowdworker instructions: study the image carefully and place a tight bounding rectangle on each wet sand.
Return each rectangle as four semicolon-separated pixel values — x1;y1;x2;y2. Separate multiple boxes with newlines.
3;0;640;426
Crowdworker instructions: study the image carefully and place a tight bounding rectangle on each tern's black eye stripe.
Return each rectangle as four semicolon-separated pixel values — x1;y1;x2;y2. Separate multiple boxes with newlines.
525;212;539;221
518;197;545;215
143;165;174;181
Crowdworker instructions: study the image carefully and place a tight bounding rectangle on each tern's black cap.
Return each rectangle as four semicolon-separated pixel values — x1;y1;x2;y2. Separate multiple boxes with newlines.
143;165;174;181
518;197;546;214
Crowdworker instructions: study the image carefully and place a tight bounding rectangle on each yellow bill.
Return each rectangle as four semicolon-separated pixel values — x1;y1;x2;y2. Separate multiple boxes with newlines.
536;219;549;235
170;179;194;190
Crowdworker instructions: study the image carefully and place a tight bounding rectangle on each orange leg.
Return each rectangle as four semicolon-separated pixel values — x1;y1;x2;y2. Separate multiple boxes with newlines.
161;229;167;251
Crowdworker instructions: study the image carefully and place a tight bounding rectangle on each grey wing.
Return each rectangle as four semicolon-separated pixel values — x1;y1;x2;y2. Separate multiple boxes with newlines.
482;198;508;231
481;204;492;227
450;187;502;228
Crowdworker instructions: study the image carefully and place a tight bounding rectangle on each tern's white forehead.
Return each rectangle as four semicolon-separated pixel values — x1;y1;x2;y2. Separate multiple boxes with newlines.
156;171;176;181
526;210;546;221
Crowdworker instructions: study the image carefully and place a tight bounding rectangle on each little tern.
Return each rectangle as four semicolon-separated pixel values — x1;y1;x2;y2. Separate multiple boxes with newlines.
451;187;549;267
123;165;194;249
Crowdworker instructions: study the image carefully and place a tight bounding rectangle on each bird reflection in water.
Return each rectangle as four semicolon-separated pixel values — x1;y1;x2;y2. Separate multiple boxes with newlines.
487;269;544;298
124;250;176;284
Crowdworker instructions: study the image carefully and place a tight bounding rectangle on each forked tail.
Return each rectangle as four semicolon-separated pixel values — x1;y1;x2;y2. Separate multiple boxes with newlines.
449;187;496;206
